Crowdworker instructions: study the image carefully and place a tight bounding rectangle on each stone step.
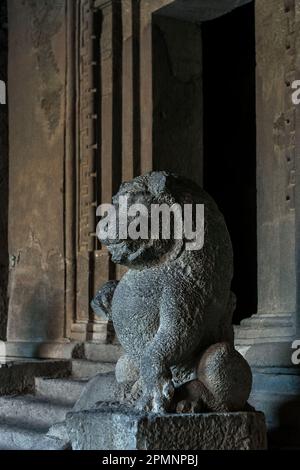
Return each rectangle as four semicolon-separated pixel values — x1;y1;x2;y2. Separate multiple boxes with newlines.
252;368;300;395
73;372;120;411
0;355;120;450
0;358;72;395
235;326;294;341
35;377;88;404
250;389;300;424
71;359;115;378
0;420;70;450
0;421;46;450
239;316;294;328
83;343;123;363
36;371;119;406
0;395;72;430
249;390;300;449
0;356;120;450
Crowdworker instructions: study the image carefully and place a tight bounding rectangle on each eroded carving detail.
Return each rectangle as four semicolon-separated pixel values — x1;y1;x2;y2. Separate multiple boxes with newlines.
284;0;296;210
26;0;64;134
78;0;98;251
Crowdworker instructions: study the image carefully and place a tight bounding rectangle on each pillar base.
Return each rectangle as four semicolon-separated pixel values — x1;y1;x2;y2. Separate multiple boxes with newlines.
235;312;296;367
1;340;123;362
2;340;83;359
249;366;300;449
235;312;300;447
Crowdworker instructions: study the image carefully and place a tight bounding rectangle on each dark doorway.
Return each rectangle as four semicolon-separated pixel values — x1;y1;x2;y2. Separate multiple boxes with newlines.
152;13;203;188
202;2;257;324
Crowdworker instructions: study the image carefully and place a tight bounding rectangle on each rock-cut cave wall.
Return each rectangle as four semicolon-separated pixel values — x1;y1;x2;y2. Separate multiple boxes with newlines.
0;0;8;339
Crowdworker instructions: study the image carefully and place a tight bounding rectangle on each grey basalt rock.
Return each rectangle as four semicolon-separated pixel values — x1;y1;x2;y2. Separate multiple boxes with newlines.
92;171;252;414
66;403;267;450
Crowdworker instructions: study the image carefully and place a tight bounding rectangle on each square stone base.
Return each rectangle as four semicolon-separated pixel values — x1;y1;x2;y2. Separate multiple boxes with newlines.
66;403;267;450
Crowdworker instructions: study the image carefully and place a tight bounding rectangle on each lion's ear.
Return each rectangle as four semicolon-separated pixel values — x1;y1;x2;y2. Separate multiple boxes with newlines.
149;171;167;197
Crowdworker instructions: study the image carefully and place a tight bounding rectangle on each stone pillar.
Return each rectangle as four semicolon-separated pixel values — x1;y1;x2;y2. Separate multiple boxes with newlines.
235;0;298;366
4;0;75;358
74;0;175;327
71;0;99;342
0;1;8;340
72;0;124;342
296;0;300;338
234;0;300;446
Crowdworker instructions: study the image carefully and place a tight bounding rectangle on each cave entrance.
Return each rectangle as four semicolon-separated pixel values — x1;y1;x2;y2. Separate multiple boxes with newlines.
152;1;256;324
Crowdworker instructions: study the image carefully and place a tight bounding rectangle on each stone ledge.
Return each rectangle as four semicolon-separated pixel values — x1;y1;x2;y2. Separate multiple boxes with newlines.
66;403;267;450
0;358;72;395
2;341;82;359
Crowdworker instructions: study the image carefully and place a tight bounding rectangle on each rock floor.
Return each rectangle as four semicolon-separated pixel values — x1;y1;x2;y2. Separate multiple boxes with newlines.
0;347;120;450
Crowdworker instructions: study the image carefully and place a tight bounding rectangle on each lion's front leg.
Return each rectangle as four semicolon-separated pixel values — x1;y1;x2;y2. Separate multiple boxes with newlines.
136;286;203;413
137;355;174;412
91;280;119;321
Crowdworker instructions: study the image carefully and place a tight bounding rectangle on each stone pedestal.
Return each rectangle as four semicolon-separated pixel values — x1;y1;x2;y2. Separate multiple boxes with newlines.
66;404;267;450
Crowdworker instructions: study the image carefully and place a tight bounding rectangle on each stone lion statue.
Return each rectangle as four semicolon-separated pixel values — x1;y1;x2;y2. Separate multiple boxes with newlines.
92;171;252;413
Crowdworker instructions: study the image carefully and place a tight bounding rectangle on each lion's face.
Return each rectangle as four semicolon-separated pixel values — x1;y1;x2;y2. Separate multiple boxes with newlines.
98;173;182;268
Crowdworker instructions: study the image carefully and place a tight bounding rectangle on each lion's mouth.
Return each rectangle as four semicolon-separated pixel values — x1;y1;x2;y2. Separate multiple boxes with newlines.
106;240;128;249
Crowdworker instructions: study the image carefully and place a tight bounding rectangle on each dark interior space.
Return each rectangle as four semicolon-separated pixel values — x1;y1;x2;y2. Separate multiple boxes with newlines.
152;13;203;188
202;2;257;324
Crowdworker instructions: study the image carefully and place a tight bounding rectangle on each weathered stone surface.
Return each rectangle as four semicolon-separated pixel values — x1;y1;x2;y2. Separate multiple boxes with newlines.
82;342;123;363
0;358;71;395
92;172;252;413
0;0;8;340
66;404;267;450
7;0;68;346
35;377;88;405
0;357;119;449
0;395;72;430
31;436;71;451
36;422;71;451
235;0;298;354
4;340;83;359
233;0;300;447
0;391;73;450
73;373;121;412
71;359;115;378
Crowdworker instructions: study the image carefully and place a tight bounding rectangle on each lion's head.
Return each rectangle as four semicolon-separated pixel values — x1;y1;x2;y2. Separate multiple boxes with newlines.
97;171;217;269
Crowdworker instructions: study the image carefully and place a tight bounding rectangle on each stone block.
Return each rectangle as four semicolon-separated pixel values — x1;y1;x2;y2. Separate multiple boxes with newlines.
66;404;267;450
72;373;121;412
0;358;71;395
83;343;123;363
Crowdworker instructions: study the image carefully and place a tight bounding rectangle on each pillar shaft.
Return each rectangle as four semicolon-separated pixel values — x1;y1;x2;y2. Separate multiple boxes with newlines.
7;0;69;352
235;0;299;366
